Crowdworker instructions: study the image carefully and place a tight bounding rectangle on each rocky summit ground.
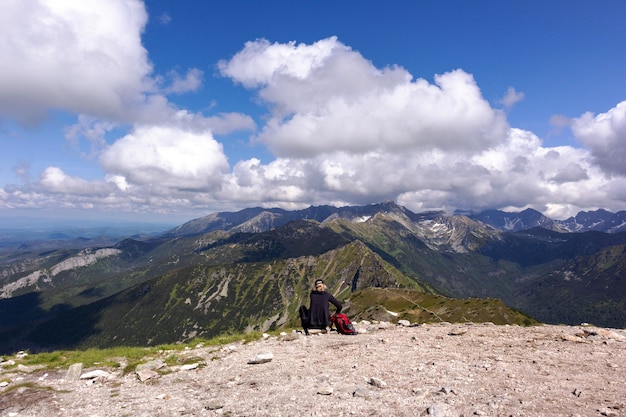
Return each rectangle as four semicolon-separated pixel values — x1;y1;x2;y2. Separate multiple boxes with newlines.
1;321;625;417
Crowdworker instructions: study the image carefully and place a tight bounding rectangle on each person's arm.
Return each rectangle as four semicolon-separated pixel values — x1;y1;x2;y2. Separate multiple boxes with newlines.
328;293;342;314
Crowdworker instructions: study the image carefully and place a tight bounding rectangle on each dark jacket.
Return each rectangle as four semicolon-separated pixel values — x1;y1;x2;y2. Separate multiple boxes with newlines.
308;290;342;328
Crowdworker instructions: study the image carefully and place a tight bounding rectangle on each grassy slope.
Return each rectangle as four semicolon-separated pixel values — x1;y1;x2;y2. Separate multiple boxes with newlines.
23;241;420;351
345;287;538;326
514;245;626;328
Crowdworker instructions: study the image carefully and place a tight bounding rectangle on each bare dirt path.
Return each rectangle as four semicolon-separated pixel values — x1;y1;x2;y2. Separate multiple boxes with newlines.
1;322;625;417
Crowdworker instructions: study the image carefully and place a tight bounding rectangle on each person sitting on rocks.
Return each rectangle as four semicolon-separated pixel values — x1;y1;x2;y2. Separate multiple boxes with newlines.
299;279;342;335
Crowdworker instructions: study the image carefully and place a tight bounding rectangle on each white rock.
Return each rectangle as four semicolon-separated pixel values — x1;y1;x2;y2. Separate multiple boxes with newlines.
205;399;224;410
448;327;468;336
247;352;273;364
136;359;165;372
180;363;199;371
281;332;300;341
353;387;371;398
369;377;387;388
561;334;585;343
66;363;83;381
412;388;426;398
80;370;111;380
593;328;626;341
136;369;159;382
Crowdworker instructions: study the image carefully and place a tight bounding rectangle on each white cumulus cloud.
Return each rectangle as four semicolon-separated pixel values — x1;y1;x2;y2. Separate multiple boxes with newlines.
3;31;626;219
100;126;230;192
571;101;626;177
220;37;509;158
0;0;153;124
165;68;204;94
500;87;525;108
39;167;116;196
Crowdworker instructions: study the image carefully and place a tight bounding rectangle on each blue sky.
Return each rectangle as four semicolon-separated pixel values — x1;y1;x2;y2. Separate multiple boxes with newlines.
1;1;626;223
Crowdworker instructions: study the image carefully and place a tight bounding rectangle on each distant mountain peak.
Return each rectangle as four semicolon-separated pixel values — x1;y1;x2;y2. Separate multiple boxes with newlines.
168;204;626;238
468;208;626;234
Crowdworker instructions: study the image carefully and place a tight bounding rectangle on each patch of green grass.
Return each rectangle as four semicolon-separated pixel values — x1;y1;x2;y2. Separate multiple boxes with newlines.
0;381;60;396
189;330;262;347
15;331;264;371
17;347;142;370
346;287;539;326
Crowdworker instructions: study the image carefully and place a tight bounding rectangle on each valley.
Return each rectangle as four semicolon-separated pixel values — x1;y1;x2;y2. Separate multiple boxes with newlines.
1;202;625;354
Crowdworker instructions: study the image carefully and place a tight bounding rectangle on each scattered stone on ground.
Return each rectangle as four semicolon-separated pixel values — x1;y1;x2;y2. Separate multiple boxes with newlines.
1;322;625;417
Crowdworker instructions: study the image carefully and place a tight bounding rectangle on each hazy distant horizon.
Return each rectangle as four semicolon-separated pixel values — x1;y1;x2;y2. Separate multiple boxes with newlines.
0;214;183;247
0;209;196;229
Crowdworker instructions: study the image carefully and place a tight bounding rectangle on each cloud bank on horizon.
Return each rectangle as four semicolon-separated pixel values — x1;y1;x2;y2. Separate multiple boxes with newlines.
1;0;626;221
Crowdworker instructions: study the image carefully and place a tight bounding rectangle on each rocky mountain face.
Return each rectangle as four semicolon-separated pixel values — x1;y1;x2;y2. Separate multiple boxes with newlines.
164;201;408;236
559;209;626;233
0;248;121;299
1;202;625;354
171;204;626;236
468;207;626;233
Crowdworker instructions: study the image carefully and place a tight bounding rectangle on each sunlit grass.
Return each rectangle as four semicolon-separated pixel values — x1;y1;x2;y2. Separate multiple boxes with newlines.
189;330;262;347
0;381;62;395
12;331;264;371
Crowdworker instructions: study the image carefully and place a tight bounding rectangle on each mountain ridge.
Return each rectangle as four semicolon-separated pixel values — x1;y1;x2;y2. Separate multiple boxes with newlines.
1;202;625;353
165;203;626;239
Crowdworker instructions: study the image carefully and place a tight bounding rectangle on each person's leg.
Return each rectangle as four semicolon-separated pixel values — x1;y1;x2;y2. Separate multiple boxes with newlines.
299;305;310;335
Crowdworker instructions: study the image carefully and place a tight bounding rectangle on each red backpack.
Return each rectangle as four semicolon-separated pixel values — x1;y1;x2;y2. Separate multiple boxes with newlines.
331;313;357;335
